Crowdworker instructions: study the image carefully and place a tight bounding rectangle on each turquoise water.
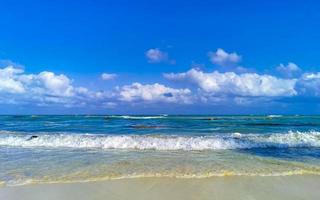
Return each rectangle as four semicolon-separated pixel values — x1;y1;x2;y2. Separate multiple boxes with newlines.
1;115;320;186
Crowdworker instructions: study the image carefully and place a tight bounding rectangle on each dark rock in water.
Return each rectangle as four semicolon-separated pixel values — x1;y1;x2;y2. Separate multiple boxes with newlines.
27;135;38;141
200;117;218;121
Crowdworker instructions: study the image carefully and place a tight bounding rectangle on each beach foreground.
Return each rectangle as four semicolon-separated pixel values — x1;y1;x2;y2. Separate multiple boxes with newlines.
2;115;320;199
1;176;320;200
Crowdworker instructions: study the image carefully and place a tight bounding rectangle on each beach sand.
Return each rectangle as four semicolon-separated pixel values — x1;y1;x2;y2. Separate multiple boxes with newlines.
1;175;320;200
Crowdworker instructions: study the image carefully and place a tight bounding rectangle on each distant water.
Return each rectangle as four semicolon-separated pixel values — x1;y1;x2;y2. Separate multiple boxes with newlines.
1;115;320;186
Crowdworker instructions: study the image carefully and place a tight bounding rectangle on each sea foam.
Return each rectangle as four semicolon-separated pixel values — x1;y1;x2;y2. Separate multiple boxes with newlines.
0;131;320;150
107;115;166;119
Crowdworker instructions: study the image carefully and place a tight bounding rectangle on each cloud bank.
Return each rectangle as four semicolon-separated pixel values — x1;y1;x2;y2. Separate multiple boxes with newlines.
2;63;320;110
117;83;192;103
164;68;297;97
2;46;320;112
0;65;106;106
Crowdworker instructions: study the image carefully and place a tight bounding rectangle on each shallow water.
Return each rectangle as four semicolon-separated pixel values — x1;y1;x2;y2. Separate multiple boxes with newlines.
1;115;320;186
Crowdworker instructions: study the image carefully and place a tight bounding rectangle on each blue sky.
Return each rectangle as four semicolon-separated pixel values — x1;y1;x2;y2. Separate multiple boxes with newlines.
1;0;320;114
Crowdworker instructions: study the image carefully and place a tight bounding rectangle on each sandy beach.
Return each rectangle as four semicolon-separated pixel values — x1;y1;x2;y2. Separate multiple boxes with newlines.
1;175;320;200
2;116;320;199
2;0;320;199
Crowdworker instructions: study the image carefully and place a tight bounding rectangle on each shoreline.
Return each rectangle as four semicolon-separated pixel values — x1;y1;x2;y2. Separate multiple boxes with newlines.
1;175;320;200
2;171;320;188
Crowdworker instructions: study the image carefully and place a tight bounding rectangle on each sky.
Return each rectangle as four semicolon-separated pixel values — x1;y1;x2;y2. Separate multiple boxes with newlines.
1;0;320;114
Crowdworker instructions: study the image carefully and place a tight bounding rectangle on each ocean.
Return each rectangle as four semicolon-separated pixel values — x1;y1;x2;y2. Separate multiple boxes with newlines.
1;115;320;186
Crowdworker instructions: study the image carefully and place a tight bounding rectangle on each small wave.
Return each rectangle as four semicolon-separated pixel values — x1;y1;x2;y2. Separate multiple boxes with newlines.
244;123;284;126
3;168;320;187
129;125;164;129
1;131;320;150
106;115;166;120
267;115;283;118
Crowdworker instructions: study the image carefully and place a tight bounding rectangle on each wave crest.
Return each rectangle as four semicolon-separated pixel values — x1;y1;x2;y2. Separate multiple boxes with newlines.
106;115;166;119
0;131;320;150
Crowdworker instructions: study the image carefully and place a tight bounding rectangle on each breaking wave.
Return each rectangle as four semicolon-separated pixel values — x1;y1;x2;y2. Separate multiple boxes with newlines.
106;115;167;119
267;115;283;118
1;131;320;150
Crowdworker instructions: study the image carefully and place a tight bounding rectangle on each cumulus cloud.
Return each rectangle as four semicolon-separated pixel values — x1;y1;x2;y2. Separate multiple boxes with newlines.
0;65;194;107
101;73;117;80
277;62;301;77
145;48;168;63
145;48;175;64
0;66;76;97
4;59;320;111
164;68;297;97
0;66;25;93
0;65;108;106
297;72;320;96
208;48;241;67
117;82;192;103
37;71;75;97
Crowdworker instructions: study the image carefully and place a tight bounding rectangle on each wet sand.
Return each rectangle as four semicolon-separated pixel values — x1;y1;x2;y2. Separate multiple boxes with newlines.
1;175;320;200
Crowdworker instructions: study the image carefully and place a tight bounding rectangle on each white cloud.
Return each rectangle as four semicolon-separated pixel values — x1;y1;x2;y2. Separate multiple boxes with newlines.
0;60;24;69
145;48;171;63
37;71;74;97
4;60;320;110
0;66;25;93
164;68;297;97
297;72;320;96
0;65;195;107
117;82;192;103
301;72;320;80
0;65;108;106
208;48;241;67
101;73;117;80
277;62;301;77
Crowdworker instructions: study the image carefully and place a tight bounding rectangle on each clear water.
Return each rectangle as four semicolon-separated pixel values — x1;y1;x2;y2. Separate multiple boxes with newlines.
1;115;320;186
